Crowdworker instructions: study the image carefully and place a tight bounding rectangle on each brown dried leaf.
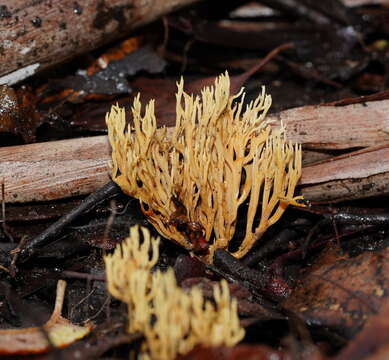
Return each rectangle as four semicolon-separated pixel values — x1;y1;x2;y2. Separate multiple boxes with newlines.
0;85;41;143
86;36;143;76
41;46;166;100
282;247;389;338
334;299;389;360
0;280;93;355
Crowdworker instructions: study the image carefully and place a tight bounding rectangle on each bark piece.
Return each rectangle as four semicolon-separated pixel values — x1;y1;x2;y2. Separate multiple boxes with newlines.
268;100;389;150
300;144;389;203
0;0;199;85
0;135;111;203
301;145;389;185
301;171;389;203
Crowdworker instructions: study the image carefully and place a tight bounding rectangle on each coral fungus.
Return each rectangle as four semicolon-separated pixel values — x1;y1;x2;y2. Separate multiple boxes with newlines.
106;72;302;261
104;225;244;360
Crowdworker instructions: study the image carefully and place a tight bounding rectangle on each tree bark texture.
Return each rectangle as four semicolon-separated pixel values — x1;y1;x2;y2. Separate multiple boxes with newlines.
300;144;389;203
267;100;389;150
0;0;199;85
0;135;111;203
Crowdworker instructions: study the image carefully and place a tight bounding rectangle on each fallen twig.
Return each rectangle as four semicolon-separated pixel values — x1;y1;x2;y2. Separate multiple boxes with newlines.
18;181;121;264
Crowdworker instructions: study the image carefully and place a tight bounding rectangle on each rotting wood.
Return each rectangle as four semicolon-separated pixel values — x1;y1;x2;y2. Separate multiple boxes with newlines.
0;136;111;203
2;99;389;203
267;99;389;150
301;144;389;185
301;169;389;203
0;0;200;85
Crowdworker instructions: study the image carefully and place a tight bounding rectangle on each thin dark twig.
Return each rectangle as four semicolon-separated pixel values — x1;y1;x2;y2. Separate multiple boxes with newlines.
108;199;134;215
84;278;91;318
331;216;341;248
232;42;295;91
273;225;379;274
62;270;106;281
85;295;111;322
9;236;29;277
1;181;14;243
279;57;343;88
106;294;111;323
70;288;96;320
206;262;277;311
160;16;170;57
302;219;326;258
17;181;121;264
104;199;118;247
302;208;389;257
243;227;300;266
180;38;195;74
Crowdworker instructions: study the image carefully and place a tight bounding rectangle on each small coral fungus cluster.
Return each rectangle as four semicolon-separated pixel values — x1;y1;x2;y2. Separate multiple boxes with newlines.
106;72;302;261
104;225;244;360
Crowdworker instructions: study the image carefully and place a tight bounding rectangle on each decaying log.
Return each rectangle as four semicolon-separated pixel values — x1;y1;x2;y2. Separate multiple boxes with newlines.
302;171;389;203
301;144;389;185
267;99;389;150
300;144;389;203
0;0;199;85
0;135;111;203
2;99;389;203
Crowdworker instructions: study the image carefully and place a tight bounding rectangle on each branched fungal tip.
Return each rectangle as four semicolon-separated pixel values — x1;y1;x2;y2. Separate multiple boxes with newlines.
104;225;244;360
106;72;303;262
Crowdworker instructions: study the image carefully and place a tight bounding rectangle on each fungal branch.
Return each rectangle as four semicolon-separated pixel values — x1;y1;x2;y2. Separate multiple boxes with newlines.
104;225;244;360
106;72;303;261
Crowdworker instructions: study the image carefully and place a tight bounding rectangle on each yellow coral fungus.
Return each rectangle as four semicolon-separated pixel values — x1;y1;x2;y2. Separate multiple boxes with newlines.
104;225;244;360
106;72;302;260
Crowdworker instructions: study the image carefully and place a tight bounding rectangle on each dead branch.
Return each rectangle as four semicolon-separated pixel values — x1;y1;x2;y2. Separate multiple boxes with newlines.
301;148;389;203
0;136;111;203
267;99;389;150
2;99;389;203
302;144;389;185
0;0;200;85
